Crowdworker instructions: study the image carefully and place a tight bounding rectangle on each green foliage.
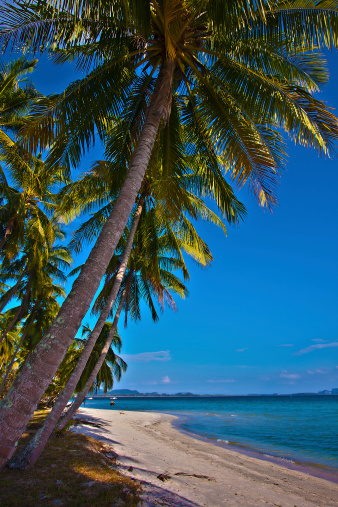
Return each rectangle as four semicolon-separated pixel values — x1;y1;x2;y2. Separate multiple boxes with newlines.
43;322;127;404
1;1;337;208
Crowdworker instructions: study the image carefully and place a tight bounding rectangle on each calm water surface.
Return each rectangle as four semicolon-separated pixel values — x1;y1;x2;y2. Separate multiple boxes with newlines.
83;395;338;471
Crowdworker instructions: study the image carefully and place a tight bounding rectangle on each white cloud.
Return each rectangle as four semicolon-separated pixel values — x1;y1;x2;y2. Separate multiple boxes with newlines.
277;344;294;347
236;348;248;352
312;339;326;343
207;379;235;383
307;369;326;375
122;350;172;363
280;370;300;379
293;342;338;356
161;375;171;384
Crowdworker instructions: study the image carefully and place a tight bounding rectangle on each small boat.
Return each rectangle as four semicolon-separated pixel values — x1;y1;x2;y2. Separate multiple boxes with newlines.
88;397;93;400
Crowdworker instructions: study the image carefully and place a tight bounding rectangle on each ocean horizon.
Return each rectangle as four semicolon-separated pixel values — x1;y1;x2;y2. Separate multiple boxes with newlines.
82;394;338;479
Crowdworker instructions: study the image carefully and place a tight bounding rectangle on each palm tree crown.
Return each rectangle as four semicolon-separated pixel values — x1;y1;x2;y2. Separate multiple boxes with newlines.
1;1;337;206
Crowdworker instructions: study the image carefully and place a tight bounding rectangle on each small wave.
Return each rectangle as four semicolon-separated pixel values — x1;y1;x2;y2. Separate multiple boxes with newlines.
230;414;237;417
263;454;295;464
217;439;229;444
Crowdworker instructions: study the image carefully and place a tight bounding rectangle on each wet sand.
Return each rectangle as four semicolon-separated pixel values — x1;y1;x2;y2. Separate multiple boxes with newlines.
73;407;338;506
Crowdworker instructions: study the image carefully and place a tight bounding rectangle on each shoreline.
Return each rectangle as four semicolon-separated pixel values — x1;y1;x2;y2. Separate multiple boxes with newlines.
73;407;338;506
172;417;338;484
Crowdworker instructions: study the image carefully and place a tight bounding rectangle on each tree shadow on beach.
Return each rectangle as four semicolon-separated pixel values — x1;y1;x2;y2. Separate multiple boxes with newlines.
139;480;201;507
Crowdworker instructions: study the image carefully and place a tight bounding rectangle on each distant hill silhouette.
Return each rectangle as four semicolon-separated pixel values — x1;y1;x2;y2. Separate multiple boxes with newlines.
92;388;338;397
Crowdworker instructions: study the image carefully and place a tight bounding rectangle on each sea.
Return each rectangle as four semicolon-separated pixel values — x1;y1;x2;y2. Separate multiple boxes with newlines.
83;395;338;481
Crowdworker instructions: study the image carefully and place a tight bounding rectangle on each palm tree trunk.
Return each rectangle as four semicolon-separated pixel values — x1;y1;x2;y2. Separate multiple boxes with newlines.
0;59;174;470
0;328;28;397
10;293;126;471
0;269;26;314
58;288;127;431
8;197;144;469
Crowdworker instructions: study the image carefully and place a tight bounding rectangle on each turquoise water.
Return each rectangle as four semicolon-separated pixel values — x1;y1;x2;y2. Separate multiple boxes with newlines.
83;395;338;471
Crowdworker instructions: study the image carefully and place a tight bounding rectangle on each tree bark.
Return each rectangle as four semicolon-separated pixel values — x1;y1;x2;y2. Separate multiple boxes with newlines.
8;196;144;469
0;269;26;314
0;328;28;397
58;288;127;431
10;292;126;470
0;61;174;469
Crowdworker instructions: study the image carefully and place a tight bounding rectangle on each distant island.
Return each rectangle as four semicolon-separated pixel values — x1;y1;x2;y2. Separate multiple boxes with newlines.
91;388;338;397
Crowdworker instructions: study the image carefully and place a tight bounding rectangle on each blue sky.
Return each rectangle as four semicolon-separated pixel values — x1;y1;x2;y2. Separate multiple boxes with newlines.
16;51;338;395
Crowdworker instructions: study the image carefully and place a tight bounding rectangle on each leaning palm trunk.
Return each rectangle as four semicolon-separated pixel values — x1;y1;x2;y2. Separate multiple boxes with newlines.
8;197;144;469
0;328;28;397
0;269;26;314
0;59;174;469
58;289;127;431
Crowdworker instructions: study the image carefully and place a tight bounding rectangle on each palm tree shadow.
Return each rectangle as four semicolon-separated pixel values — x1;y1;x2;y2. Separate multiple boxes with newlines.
73;418;200;505
139;480;200;507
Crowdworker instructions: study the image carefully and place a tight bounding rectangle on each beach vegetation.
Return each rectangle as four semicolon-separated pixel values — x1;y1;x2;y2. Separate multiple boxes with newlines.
0;410;141;506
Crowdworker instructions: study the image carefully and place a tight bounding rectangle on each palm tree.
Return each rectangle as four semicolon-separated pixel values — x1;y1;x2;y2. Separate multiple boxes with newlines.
0;315;20;372
0;271;69;397
7;195;147;470
1;0;338;468
0;241;72;396
0;232;72;346
0;57;41;252
57;292;129;433
0;148;68;263
66;322;127;396
14;116;241;466
0;318;21;400
10;176;219;467
0;147;71;347
57;220;193;433
37;322;126;409
0;56;39;148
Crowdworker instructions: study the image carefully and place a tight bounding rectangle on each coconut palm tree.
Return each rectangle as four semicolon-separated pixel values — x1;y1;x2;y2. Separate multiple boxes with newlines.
0;148;68;263
1;0;338;468
65;322;127;396
0;242;72;396
0;232;72;346
0;56;41;253
37;322;126;409
0;315;20;372
10;179;219;467
0;318;21;400
0;56;39;148
0;148;71;347
15;114;242;467
57;221;192;432
57;290;129;433
0;272;69;397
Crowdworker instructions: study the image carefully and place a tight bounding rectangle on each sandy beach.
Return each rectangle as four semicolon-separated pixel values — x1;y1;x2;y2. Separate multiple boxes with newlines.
72;407;338;506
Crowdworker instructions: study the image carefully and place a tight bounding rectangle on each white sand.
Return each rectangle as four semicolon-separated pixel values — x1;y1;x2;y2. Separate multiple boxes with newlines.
73;407;338;507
